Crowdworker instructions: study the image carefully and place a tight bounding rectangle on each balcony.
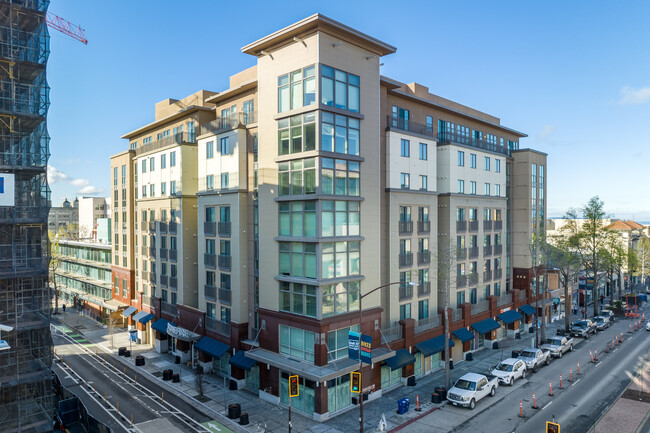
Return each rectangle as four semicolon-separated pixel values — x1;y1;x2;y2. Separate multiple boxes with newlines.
497;293;511;306
160;248;168;260
135;132;197;155
415;313;441;334
418;282;431;297
169;249;177;262
468;272;478;286
399;252;413;268
204;253;216;268
381;323;402;344
456;220;467;233
218;254;232;271
205;316;231;337
483;245;492;256
494;245;503;256
472;299;489;314
457;248;467;260
399;220;413;235
161;301;177;317
417;250;431;265
387;116;434;137
204;284;216;300
149;247;156;258
160;275;168;287
158;222;167;234
483;220;493;231
457;275;467;288
469;221;479;232
169;277;177;289
204;222;216;237
494;268;503;280
469;247;479;259
437;131;512;157
149;272;156;284
417;220;430;234
495;220;503;231
218;222;231;237
452;308;463;322
483;270;492;282
169;221;177;234
202;111;258;135
219;287;232;305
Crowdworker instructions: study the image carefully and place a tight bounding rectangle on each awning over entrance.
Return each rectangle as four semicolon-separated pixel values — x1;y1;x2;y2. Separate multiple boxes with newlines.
471;318;501;334
167;325;201;342
229;350;256;370
121;306;137;318
452;327;475;343
497;310;523;325
384;349;415;371
132;311;155;324
519;304;536;316
415;335;455;357
151;319;175;335
194;336;229;358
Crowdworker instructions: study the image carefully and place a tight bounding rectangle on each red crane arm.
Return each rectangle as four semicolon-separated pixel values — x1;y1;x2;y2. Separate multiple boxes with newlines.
46;12;88;45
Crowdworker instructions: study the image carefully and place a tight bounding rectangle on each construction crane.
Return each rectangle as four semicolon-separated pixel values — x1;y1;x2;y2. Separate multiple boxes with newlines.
46;12;88;45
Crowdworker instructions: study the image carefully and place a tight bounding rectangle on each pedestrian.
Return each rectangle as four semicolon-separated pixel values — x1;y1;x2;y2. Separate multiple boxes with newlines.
582;308;585;318
62;304;66;314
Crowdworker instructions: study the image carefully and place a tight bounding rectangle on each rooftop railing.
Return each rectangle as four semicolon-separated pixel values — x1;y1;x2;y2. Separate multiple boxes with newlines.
437;131;512;157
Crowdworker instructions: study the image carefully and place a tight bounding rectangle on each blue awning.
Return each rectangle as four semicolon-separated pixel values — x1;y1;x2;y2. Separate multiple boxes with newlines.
519;304;536;316
471;318;501;334
121;306;137;318
452;327;475;343
415;335;455;357
498;310;523;325
384;349;415;371
195;336;229;358
151;319;175;335
132;311;155;324
229;350;256;370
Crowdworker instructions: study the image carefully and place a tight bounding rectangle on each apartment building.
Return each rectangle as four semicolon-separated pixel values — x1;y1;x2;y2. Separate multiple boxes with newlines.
48;197;79;233
78;196;110;240
114;14;547;420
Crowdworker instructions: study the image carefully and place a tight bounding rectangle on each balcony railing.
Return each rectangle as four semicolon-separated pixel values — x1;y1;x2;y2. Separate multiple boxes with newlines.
169;221;177;234
469;221;479;232
204;284;216;300
414;313;441;334
483;220;493;231
161;302;177;317
149;272;156;284
204;222;216;237
381;323;402;345
149;247;156;258
483;270;492;282
218;287;232;305
469;247;479;259
218;254;232;271
169;277;177;289
469;273;478;286
495;220;503;231
472;299;489;314
169;249;177;262
387;116;435;137
399;284;413;301
494;268;503;280
437;131;512;157
205;316;230;337
456;220;467;233
135;132;197;155
204;253;216;268
399;252;413;268
452;308;463;322
158;222;167;234
497;293;511;307
399;220;413;235
418;282;431;297
417;220;430;234
483;245;492;256
457;248;467;260
519;290;527;300
417;250;431;265
494;245;503;256
160;275;168;287
202;111;258;135
218;222;231;237
160;248;168;260
457;275;467;288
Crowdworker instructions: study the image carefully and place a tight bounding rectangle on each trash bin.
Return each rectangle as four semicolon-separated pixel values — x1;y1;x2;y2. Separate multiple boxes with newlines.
434;386;447;401
118;347;126;356
229;379;237;390
407;376;416;386
162;369;173;381
465;352;473;361
135;355;145;366
492;341;499;349
449;359;454;370
515;333;521;339
431;393;441;404
172;374;180;383
240;413;249;425
175;356;180;364
228;404;241;419
125;350;131;358
397;398;410;415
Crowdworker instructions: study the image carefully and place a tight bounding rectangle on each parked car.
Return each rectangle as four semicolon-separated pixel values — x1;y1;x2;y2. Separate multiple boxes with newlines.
447;373;498;410
600;309;615;322
593;316;610;331
491;358;526;386
517;348;551;373
541;336;574;358
570;319;596;338
646;321;650;331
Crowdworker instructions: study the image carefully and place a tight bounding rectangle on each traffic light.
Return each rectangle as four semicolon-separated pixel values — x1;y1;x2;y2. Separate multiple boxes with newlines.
289;375;299;397
546;421;560;433
351;371;361;393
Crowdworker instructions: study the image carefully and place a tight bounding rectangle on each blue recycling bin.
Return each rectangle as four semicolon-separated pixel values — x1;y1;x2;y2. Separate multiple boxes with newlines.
397;398;410;415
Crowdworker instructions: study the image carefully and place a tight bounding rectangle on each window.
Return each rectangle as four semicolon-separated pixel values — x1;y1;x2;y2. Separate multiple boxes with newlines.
393;106;410;130
278;65;316;112
470;181;476;195
220;206;230;223
399;239;411;254
321;112;358;155
160;154;166;169
469;208;478;221
456;291;466;307
418;299;429;320
170;151;176;167
279;325;315;362
401;139;410;157
161;182;167;196
321;158;359;196
206;175;214;190
279;201;317;237
243;99;254;123
141;159;147;173
149;184;155;197
457;235;465;249
150;157;155;172
206;141;214;159
470;153;477;169
220;173;229;189
220;306;231;323
484;157;490;171
494;282;501;296
219;137;230;155
321;201;359;237
418;207;429;222
141;185;147;198
327;325;360;361
321;65;360;112
280;282;317;317
400;173;410;189
205;239;216;255
495;159;501;173
458;180;464;194
457;263;466;277
484;234;491;247
484;183;490;195
279;113;316;155
539;165;544;186
470;288;477;304
205;206;215;223
113;167;118;185
420;175;427;191
400;303;411;320
322;281;360;317
495;184;501;197
279;242;317;279
170;180;177;195
220;240;230;256
419;142;427;160
486;133;497;147
456;208;465;222
400;206;411;222
418;238;429;253
483;285;491;298
321;241;360;279
279;158;316;196
458;151;465;166
426;116;433;133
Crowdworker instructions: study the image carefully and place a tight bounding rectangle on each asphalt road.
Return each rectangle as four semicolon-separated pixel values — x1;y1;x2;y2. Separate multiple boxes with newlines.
407;308;650;433
52;323;214;432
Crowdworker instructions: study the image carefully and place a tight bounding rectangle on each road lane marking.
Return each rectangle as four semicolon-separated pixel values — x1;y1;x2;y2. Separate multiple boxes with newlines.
572;378;580;386
542;401;552;410
595;362;601;367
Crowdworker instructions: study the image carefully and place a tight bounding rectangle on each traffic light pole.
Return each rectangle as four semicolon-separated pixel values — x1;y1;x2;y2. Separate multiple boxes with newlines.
288;395;292;433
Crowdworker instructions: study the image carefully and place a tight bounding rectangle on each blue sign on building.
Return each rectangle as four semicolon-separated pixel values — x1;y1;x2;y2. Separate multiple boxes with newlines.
360;334;372;365
348;331;360;361
0;176;4;194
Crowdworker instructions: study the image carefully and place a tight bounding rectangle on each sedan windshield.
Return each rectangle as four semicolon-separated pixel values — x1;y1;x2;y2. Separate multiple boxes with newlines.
454;379;476;391
495;363;513;372
520;350;536;358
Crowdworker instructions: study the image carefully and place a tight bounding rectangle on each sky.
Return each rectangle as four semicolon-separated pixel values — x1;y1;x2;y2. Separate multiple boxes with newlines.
46;0;650;221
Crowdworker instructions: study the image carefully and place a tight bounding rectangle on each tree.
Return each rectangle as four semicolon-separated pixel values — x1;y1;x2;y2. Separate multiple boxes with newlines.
49;231;62;314
107;312;121;348
627;249;640;291
435;236;456;390
602;232;627;304
195;365;206;397
529;229;548;347
546;237;581;334
635;237;650;289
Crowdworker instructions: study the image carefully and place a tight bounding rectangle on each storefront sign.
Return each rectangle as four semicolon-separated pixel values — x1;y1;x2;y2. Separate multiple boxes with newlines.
167;324;200;341
348;331;360;361
360;334;372;365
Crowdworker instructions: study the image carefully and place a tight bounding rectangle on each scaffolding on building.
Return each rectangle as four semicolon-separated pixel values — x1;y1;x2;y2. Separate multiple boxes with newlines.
0;0;53;431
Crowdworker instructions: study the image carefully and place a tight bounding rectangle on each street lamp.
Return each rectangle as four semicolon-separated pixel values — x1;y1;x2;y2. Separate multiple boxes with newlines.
357;280;416;433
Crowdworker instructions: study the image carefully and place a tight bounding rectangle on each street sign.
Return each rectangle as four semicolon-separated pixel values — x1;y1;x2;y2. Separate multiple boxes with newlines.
360;334;372;365
351;372;361;393
546;421;560;433
348;331;360;361
289;375;299;397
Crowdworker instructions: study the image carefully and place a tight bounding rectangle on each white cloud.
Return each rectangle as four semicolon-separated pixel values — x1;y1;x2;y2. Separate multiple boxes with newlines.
47;166;69;184
77;185;103;195
70;178;89;187
619;86;650;105
538;124;556;141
